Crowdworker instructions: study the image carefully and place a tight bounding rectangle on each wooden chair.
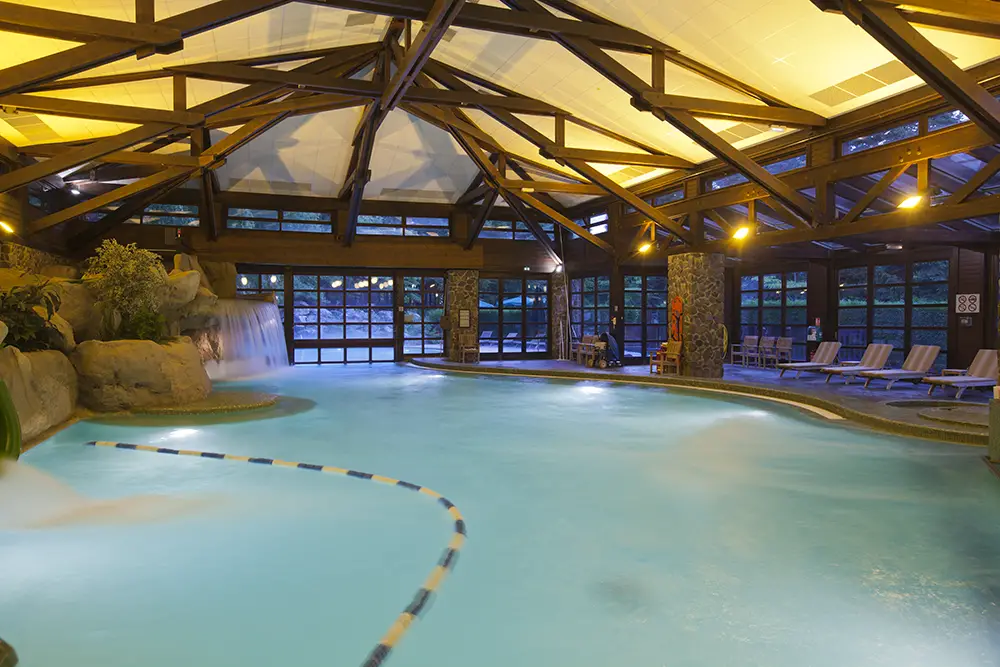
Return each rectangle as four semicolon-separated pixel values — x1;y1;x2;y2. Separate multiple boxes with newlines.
765;337;793;367
458;331;480;363
756;336;777;368
731;335;758;367
572;335;597;365
650;340;682;375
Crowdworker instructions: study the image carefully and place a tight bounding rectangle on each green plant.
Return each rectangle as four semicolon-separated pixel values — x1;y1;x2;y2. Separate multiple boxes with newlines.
85;240;166;341
0;280;63;352
118;309;166;341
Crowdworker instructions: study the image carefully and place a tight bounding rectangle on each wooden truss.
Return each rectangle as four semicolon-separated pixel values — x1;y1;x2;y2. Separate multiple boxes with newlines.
0;0;997;257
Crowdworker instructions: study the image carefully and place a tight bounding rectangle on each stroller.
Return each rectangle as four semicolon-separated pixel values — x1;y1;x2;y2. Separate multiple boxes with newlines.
593;331;623;369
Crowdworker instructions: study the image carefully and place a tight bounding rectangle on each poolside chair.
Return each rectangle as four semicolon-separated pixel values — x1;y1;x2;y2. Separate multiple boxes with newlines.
457;331;480;364
821;343;893;384
777;341;842;378
860;345;940;390
755;337;777;368
923;349;998;399
763;337;793;367
650;340;682;375
730;335;758;367
573;335;597;365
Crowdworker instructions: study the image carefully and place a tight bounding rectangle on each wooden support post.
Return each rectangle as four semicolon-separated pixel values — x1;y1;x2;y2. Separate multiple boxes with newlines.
652;49;665;93
173;75;187;111
554;114;566;147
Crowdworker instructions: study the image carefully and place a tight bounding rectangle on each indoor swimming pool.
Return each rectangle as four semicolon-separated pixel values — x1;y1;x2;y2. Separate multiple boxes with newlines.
2;365;999;667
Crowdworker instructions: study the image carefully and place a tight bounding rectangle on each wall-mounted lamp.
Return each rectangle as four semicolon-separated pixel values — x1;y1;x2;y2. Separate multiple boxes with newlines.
732;225;751;240
0;221;14;235
897;195;923;209
637;242;652;254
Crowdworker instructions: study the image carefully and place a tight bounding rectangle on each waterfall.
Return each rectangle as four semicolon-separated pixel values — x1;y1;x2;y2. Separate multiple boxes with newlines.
203;298;289;380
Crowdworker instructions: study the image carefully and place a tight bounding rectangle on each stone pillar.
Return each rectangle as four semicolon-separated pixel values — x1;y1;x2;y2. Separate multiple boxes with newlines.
445;269;479;361
668;252;726;378
550;270;570;359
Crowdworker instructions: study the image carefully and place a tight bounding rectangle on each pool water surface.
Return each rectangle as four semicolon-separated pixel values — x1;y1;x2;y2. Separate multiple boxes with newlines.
2;364;1000;667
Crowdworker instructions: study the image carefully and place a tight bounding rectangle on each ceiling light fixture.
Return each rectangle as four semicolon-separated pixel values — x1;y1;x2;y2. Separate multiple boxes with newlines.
769;124;786;132
638;242;652;254
898;195;923;209
733;226;751;240
554;264;563;273
523;266;531;272
887;243;903;251
70;187;81;196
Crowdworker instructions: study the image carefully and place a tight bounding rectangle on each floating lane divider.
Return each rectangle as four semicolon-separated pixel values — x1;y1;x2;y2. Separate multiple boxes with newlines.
84;441;466;667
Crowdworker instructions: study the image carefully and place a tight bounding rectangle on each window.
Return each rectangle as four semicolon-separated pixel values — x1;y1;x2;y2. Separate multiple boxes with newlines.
836;260;949;367
227;208;332;233
481;219;556;240
653;188;684;207
570;276;610;338
709;154;806;191
623;274;668;360
478;278;548;356
83;202;200;226
740;271;808;360
236;272;285;319
569;211;610;239
929;109;969;132
290;273;395;364
842;122;920;156
402;276;445;356
356;215;450;237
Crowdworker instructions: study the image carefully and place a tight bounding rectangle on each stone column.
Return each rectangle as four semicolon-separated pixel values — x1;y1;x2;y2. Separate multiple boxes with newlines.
550;270;570;359
445;269;479;361
668;252;726;378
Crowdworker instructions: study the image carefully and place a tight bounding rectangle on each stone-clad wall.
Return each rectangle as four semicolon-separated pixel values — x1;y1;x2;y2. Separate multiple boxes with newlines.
668;253;726;378
550;270;570;359
446;269;479;361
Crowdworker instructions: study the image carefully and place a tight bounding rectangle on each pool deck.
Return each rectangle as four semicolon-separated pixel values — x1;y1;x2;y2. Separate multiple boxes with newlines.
411;358;993;447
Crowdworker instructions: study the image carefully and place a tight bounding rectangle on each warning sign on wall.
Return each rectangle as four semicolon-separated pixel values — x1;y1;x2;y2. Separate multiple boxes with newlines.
955;294;981;314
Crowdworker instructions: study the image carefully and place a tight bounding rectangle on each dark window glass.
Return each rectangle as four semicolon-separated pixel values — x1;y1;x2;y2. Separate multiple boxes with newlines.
842;122;920;156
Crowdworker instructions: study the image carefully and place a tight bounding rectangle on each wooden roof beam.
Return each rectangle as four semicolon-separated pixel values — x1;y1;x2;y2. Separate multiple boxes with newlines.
540;146;694;169
637;92;827;128
300;0;669;54
170;62;561;114
381;0;467;112
466;187;499;248
815;0;1000;142
0;1;183;47
500;0;816;225
0;0;291;96
0;93;203;126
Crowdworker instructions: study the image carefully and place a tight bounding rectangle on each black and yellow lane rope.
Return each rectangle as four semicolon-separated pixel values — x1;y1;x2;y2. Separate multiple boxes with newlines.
84;441;467;667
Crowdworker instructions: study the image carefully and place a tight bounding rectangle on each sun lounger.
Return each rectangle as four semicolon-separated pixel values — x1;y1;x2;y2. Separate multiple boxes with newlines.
923;349;998;399
777;341;841;378
860;345;940;389
821;343;893;384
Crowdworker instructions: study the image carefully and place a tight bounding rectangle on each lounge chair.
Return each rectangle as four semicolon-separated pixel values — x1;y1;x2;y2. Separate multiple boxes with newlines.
860;345;940;389
777;341;841;378
821;343;893;384
731;335;758;367
923;349;998;399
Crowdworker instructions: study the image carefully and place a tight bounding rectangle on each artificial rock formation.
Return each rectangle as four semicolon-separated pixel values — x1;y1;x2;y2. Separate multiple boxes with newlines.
0;348;77;441
71;338;211;412
445;269;479;361
668;252;726;378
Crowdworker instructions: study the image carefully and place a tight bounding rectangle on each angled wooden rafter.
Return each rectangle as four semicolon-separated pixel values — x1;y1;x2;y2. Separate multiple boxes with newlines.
0;2;183;48
0;0;291;97
466;187;499;248
498;0;816;223
814;0;1000;142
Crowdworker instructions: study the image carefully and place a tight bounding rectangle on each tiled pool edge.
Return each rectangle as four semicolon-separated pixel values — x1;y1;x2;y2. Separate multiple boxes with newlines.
410;359;987;447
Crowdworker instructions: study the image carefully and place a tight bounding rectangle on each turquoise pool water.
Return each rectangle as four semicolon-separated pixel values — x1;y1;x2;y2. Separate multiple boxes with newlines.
3;365;1000;666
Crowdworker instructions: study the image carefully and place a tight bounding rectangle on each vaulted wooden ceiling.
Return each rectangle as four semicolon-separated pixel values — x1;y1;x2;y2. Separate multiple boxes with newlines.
0;0;998;257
